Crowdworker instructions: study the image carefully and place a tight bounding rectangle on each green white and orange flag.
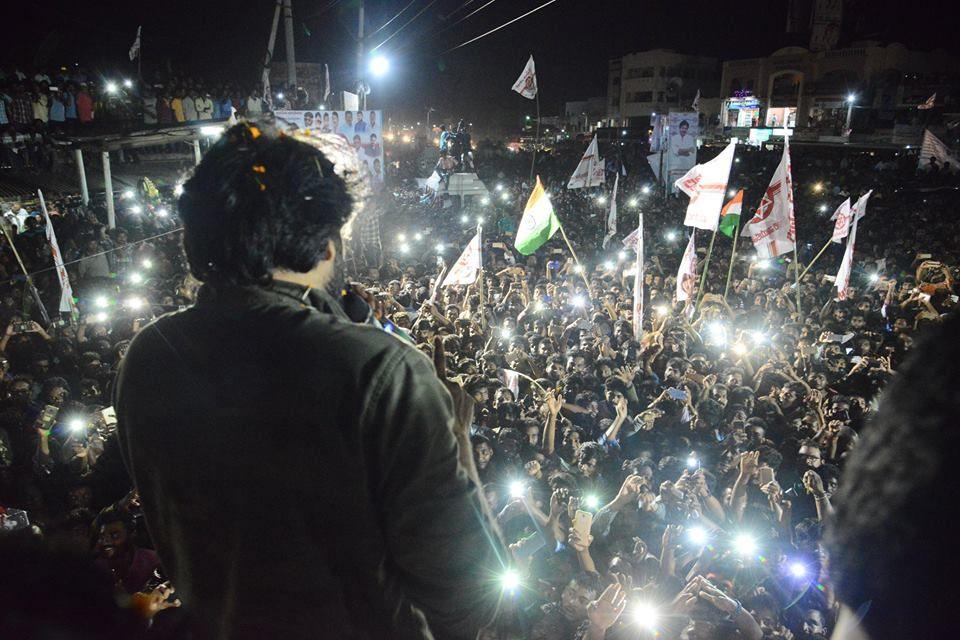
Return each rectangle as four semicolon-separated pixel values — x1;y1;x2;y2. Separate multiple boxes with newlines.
718;189;743;238
515;176;561;255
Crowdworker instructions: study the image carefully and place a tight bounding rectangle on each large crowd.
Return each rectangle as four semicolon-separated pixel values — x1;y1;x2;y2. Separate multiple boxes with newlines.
0;116;957;638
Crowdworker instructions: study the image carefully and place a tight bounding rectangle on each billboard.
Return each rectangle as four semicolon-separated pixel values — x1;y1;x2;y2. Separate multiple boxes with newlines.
274;109;385;185
667;112;698;189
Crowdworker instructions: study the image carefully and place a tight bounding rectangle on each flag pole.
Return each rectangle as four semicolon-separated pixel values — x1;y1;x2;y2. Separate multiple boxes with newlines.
558;224;592;297
793;243;802;315
530;92;540;181
477;223;485;322
694;229;717;313
723;228;740;301
797;237;833;281
0;224;51;326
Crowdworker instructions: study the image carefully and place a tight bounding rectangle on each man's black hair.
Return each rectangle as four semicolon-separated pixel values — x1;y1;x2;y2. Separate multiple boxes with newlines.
178;123;354;285
827;313;960;639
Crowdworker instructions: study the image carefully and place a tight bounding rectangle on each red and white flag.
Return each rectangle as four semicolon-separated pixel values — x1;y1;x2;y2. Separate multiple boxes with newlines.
851;190;872;222
919;129;960;171
829;198;852;243
741;140;796;258
835;214;860;300
602;174;619;249
676;233;697;302
511;55;538;100
633;209;645;339
917;93;936;110
442;229;482;286
675;141;736;231
567;137;605;189
38;191;77;314
622;225;640;252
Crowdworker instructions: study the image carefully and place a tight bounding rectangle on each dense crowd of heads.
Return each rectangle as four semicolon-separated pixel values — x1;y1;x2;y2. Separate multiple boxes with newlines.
0;123;957;637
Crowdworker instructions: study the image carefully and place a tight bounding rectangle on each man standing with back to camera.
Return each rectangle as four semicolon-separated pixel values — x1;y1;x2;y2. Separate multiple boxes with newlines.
116;123;502;639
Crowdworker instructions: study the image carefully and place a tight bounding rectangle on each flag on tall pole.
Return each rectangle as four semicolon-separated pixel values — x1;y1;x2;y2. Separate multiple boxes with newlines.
442;228;482;286
633;209;644;340
741;140;796;258
129;26;142;61
676;233;697;302
511;55;538;100
917;93;936;110
38;191;77;315
602;174;619;249
829;198;853;243
675;141;737;231
567;137;605;189
515;177;561;255
718;189;743;238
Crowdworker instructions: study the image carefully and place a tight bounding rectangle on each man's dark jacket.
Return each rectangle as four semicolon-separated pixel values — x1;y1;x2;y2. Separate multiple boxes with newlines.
116;281;501;639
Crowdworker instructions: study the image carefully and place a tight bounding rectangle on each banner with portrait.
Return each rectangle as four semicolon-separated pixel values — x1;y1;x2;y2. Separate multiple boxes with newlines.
667;112;698;192
274;109;385;186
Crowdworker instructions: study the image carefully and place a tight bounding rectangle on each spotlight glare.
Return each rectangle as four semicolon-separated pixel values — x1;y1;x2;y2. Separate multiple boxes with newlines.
789;562;808;579
501;569;520;592
633;603;659;631
687;526;709;546
509;481;525;499
583;494;600;510
93;295;108;309
68;419;86;433
157;208;169;218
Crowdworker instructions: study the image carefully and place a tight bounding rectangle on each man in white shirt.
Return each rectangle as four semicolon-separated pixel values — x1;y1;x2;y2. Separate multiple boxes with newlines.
196;94;214;120
246;91;263;116
182;93;198;121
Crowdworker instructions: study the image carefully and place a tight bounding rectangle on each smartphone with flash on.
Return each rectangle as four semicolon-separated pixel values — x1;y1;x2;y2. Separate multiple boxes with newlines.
758;466;775;486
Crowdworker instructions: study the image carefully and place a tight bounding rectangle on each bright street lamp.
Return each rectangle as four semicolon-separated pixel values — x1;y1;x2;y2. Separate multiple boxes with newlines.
369;54;390;78
845;93;856;131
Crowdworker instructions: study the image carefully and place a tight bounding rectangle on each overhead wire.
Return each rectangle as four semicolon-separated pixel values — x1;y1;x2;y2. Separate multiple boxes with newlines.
371;0;444;52
367;0;420;39
441;0;562;53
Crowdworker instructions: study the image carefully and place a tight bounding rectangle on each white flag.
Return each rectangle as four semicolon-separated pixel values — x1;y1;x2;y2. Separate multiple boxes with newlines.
835;213;861;300
676;233;697;302
851;190;872;222
622;226;640;252
499;368;521;398
129;26;142;62
917;93;936;110
675;141;736;231
38;191;76;314
692;89;700;111
567;137;605;189
741;140;796;258
323;64;331;102
829;198;852;243
425;171;442;192
633;209;644;340
442;229;482;286
919;129;960;172
602;174;619;249
511;55;537;100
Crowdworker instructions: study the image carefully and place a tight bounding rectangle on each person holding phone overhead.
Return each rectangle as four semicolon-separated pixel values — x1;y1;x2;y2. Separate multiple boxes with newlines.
116;124;503;640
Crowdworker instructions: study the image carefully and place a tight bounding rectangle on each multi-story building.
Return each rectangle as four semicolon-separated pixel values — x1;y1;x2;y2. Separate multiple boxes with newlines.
719;42;958;136
607;50;721;127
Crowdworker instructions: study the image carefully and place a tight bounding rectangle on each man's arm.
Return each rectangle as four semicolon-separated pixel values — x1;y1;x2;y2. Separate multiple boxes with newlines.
364;348;505;639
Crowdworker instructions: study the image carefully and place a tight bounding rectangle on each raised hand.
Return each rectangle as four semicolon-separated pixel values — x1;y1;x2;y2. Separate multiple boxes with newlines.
433;337;475;435
739;451;760;477
586;580;628;632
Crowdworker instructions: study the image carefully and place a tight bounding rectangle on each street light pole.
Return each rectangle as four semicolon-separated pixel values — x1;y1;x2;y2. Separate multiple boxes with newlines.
845;93;856;132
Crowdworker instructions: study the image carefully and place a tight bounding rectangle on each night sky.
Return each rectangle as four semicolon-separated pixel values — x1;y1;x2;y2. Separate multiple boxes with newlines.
7;0;955;127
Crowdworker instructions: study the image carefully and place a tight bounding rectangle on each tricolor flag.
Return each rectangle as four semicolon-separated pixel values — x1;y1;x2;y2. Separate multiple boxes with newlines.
917;93;936;110
829;198;853;243
718;189;744;238
129;26;142;62
442;229;482;287
602;174;619;249
567;137;605;189
515;176;561;255
675;141;737;231
38;191;77;315
511;55;538;100
676;233;697;302
919;129;960;172
741;140;796;258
